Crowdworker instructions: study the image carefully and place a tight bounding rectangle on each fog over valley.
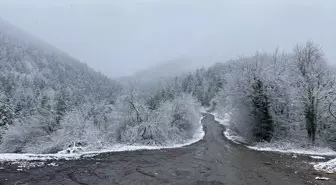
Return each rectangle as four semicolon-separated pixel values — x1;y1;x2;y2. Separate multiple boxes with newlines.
0;0;335;77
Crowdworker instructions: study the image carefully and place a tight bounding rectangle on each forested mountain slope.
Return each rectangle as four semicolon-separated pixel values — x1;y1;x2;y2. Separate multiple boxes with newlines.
0;19;125;153
0;19;202;154
0;19;121;104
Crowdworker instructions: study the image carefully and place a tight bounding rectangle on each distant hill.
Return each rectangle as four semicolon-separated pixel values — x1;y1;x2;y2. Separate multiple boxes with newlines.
119;59;209;89
134;59;200;79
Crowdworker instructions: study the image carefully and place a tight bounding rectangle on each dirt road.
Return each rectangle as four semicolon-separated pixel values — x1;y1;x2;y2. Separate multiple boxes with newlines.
0;113;335;185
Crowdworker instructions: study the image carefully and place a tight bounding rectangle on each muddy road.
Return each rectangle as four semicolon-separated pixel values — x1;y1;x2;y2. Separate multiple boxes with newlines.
0;113;335;185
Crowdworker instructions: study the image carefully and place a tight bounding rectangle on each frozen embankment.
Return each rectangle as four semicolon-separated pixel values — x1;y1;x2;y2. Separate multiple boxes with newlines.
0;117;205;162
210;112;248;145
210;112;336;157
314;158;336;174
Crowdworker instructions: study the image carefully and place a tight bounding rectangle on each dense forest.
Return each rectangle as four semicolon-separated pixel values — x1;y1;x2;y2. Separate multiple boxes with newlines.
171;42;336;148
1;19;336;154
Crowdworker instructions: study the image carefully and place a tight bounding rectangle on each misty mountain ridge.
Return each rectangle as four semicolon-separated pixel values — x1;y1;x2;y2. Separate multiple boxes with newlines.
0;19;202;154
133;59;205;77
0;18;120;100
0;18;76;63
119;59;210;85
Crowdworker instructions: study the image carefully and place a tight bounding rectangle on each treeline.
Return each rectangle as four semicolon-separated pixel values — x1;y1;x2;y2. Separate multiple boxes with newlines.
223;42;336;145
155;41;336;146
180;42;336;145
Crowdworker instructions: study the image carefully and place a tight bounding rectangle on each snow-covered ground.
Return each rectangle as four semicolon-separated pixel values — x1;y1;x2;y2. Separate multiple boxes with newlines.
0;117;205;162
310;156;326;160
315;176;330;181
248;143;336;156
210;112;336;156
211;112;248;144
314;158;336;174
0;153;82;162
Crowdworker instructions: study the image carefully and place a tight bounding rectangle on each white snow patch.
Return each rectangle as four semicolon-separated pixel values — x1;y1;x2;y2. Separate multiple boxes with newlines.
0;116;205;162
13;161;45;169
211;112;248;144
0;153;81;162
314;158;336;174
248;142;336;156
57;142;84;154
310;156;326;160
315;176;330;181
211;112;230;127
224;129;249;145
47;162;59;167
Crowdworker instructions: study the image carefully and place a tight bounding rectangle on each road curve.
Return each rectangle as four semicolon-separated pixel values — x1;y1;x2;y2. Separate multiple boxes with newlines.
0;113;334;185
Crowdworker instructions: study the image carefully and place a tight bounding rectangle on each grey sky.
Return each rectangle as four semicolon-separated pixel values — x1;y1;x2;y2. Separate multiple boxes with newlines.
0;0;335;77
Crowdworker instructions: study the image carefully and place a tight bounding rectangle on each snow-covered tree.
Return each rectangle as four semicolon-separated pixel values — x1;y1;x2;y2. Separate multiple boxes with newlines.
293;41;335;143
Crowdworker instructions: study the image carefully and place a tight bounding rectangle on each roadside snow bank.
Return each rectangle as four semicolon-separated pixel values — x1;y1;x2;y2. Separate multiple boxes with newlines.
0;117;205;162
248;142;336;156
310;156;326;160
211;112;230;127
0;153;81;162
314;158;336;174
210;112;336;156
224;129;249;144
211;112;249;144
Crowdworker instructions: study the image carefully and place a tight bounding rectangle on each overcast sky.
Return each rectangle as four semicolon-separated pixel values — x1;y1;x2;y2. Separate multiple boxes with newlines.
0;0;335;77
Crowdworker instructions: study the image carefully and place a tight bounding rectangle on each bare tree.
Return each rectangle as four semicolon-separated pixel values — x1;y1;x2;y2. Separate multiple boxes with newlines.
293;41;334;143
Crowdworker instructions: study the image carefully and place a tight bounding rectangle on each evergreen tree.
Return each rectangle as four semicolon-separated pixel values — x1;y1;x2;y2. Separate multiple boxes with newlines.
55;89;69;126
37;95;55;134
251;79;274;142
0;103;13;127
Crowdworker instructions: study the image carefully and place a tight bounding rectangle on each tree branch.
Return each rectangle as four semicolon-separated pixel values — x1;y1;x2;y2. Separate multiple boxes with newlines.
328;97;336;120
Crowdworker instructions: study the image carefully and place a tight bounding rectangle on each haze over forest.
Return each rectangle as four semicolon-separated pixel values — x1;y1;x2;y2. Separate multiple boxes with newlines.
0;0;335;77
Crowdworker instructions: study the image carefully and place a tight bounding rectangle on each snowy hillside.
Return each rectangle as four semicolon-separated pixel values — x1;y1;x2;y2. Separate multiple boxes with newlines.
0;18;121;103
0;19;203;155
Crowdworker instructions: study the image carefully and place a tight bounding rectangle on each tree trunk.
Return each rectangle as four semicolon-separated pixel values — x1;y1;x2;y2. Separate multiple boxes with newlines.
305;97;316;144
